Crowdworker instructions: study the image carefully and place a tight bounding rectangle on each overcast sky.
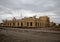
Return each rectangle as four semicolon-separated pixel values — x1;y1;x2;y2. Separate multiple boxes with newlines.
0;0;60;23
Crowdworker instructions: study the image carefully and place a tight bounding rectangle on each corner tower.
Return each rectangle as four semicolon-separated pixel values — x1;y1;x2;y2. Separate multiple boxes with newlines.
39;16;50;27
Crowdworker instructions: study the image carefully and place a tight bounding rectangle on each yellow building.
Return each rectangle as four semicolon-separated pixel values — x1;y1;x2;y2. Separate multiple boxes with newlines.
2;16;55;28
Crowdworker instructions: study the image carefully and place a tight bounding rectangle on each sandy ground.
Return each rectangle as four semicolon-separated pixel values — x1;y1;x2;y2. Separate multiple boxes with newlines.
0;28;60;42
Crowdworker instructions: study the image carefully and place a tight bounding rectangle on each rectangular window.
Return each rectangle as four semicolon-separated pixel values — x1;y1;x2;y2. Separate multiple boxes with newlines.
18;22;19;26
38;23;39;27
30;22;32;26
10;23;11;26
27;22;29;26
35;22;37;27
21;22;23;27
13;23;15;26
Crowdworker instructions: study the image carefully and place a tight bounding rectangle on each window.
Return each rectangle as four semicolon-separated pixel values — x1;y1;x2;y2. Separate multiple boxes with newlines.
27;22;29;26
30;22;32;26
35;22;37;27
18;22;19;26
8;23;9;26
38;23;39;27
13;23;15;26
10;23;11;26
21;22;23;26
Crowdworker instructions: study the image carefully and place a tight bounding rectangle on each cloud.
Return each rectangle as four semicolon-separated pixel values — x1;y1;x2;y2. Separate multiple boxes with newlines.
0;9;56;20
0;0;60;23
0;0;60;12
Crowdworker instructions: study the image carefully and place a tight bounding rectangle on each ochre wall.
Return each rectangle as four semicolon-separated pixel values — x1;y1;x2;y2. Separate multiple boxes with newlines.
2;16;55;28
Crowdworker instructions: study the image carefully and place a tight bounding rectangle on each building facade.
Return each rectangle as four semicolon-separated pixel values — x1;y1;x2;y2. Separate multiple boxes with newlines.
1;16;55;28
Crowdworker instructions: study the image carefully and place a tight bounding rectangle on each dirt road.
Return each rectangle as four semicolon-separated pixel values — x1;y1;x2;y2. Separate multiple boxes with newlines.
0;28;60;42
